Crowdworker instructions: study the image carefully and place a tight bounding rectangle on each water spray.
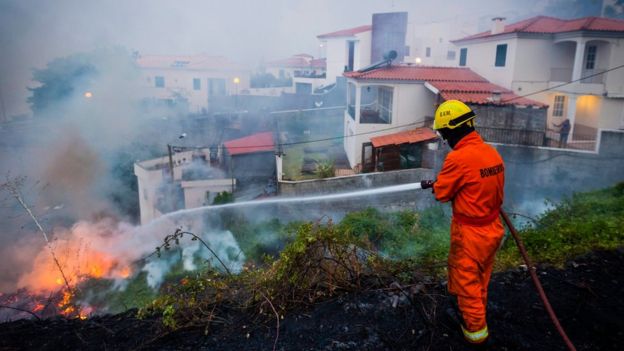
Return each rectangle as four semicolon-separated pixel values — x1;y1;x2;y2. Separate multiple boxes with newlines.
151;182;423;226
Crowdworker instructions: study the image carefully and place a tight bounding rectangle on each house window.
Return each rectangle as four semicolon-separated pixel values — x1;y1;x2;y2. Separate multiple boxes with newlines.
155;76;165;88
585;45;597;70
495;44;507;67
378;87;393;123
459;48;467;66
359;86;392;124
447;50;456;61
193;78;201;90
347;83;356;120
426;47;431;57
553;95;566;117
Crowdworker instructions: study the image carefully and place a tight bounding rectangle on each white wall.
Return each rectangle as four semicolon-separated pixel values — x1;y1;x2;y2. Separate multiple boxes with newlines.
355;31;372;70
455;37;518;88
344;80;436;167
292;76;326;92
406;19;478;67
323;38;349;85
322;31;372;86
181;179;234;208
134;150;197;224
605;38;624;96
600;98;624;129
513;39;555;83
139;67;250;113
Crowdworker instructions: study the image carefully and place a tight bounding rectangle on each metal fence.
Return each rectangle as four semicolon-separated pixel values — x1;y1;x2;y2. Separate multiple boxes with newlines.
477;126;597;151
477;126;546;147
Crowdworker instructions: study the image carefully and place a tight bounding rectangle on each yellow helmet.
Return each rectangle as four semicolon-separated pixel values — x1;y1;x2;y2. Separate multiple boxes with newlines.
433;100;476;130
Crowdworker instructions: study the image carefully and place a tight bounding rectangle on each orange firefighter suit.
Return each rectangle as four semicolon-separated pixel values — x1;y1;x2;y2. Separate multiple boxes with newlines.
433;131;505;342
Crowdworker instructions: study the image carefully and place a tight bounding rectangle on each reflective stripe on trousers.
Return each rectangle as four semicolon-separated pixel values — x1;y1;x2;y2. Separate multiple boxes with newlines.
462;324;489;344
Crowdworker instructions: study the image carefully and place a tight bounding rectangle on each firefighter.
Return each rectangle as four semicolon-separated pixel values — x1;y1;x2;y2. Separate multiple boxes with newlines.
421;100;505;345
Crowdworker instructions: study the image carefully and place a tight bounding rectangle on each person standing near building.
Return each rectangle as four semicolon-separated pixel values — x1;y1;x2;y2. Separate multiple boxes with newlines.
553;119;571;147
420;100;505;346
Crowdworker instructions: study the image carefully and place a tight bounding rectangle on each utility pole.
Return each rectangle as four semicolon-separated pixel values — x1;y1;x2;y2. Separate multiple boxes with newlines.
0;86;8;124
230;155;234;193
167;144;175;180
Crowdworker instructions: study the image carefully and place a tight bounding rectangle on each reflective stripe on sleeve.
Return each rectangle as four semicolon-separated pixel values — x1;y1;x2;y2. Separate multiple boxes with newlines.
461;325;489;344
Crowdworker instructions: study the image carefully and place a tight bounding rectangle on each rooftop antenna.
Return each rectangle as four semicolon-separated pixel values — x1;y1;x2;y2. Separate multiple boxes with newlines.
358;50;398;73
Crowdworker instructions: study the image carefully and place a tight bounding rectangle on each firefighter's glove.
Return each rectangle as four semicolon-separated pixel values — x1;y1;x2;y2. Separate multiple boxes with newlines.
420;180;435;190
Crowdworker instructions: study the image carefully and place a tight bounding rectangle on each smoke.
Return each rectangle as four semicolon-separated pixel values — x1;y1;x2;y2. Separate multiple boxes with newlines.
0;0;561;295
14;214;245;294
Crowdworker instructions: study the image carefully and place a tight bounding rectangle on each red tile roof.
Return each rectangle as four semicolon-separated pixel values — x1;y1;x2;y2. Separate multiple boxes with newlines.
136;54;246;71
317;25;372;39
454;16;624;42
428;81;547;107
310;58;327;69
344;65;545;107
344;65;488;82
371;127;437;148
224;132;274;156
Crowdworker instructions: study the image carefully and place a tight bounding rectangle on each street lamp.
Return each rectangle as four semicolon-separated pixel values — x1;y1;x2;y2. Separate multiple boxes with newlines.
233;77;240;110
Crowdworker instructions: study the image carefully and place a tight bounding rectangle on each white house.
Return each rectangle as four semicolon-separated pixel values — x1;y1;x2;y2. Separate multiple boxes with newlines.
404;19;479;67
451;16;624;144
134;148;234;225
317;25;373;86
263;54;327;94
136;54;250;114
342;65;545;169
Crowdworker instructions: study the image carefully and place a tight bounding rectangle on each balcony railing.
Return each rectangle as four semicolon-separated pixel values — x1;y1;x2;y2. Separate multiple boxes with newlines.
550;67;606;84
294;71;326;79
580;68;606;84
477;126;597;151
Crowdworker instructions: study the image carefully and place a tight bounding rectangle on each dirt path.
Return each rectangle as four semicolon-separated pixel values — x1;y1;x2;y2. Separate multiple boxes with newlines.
1;249;623;350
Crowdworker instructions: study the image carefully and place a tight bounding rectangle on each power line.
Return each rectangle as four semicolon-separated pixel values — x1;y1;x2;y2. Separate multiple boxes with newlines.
197;63;624;150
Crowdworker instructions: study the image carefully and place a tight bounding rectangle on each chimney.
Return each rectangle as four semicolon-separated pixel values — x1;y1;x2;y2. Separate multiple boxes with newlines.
491;17;506;35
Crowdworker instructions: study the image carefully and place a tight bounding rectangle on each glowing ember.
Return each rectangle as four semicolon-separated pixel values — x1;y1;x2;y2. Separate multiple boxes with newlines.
33;303;45;312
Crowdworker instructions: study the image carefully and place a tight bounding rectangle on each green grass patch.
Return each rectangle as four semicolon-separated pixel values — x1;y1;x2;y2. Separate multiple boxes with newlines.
496;182;624;269
135;184;623;330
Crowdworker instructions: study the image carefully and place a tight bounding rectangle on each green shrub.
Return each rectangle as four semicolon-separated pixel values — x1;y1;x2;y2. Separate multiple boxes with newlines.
315;160;335;178
497;183;624;268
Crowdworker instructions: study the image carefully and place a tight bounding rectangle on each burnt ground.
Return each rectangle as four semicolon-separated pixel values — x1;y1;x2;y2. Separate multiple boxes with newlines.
1;249;623;351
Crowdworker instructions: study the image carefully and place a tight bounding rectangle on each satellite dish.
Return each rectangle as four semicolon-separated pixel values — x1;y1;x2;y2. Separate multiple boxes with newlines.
384;50;398;61
358;50;399;73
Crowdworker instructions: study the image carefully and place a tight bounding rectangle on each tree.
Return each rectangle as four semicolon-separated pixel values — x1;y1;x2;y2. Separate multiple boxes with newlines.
28;53;97;115
27;48;137;116
212;191;234;205
604;0;624;18
542;0;603;19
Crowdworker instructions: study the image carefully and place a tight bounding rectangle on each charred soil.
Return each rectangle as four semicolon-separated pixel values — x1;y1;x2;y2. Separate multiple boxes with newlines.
1;249;622;351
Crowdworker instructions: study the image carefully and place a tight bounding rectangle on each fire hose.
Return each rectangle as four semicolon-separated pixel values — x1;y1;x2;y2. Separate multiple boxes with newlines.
419;180;576;349
500;210;577;351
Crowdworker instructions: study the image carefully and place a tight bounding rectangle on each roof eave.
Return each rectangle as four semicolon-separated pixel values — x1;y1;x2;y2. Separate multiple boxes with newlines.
451;32;521;45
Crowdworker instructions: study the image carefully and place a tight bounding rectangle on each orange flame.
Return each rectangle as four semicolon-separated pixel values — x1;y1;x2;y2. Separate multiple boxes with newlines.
17;221;134;294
